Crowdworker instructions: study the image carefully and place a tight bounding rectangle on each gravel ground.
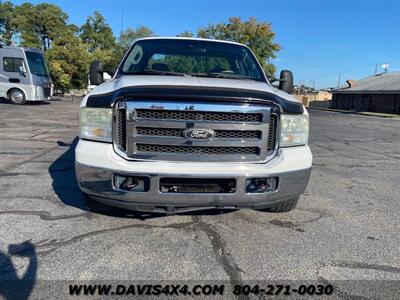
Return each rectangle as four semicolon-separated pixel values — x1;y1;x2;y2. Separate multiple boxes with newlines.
0;97;399;299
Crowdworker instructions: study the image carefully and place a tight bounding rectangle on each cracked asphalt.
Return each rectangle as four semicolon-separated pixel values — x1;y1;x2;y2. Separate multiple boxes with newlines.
0;97;399;298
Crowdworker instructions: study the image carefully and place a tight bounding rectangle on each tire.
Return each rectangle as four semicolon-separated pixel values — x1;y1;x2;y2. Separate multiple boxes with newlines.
264;197;299;213
8;88;26;105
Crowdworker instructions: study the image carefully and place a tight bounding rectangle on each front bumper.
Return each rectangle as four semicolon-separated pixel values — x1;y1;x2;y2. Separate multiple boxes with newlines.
27;86;51;101
75;140;312;212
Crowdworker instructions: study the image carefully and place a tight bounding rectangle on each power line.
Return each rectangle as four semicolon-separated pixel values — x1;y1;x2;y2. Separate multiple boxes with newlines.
309;57;400;82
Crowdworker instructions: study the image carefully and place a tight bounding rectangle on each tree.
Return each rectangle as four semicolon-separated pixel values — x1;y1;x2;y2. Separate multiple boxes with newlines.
197;17;281;75
0;1;16;45
176;30;194;37
118;26;155;50
45;28;90;90
80;11;115;52
12;3;69;50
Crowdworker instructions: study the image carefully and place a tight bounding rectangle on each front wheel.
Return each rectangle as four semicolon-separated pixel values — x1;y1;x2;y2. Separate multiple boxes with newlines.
8;89;26;105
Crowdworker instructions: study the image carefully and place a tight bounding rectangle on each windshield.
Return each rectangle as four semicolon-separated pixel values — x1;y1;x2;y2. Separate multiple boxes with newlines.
25;51;49;77
121;39;265;81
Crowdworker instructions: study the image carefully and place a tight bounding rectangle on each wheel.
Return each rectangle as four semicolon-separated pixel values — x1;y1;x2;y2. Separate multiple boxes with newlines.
264;197;299;213
8;89;26;105
83;193;111;213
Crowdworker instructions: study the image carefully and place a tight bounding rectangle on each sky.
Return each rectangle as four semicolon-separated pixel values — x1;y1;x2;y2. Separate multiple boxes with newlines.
10;0;400;88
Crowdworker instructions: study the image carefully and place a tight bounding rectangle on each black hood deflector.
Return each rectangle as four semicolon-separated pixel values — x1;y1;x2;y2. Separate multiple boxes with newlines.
86;85;303;114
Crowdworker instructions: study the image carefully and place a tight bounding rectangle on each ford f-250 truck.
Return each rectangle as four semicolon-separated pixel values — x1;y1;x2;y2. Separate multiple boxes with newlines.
75;37;312;213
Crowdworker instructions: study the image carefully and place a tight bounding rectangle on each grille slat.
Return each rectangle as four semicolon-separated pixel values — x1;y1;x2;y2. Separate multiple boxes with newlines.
136;144;259;155
117;108;126;150
267;114;277;151
136;127;261;140
136;109;262;123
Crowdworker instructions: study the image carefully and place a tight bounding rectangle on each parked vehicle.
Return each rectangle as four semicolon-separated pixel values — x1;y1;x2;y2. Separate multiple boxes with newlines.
0;46;52;104
76;37;312;213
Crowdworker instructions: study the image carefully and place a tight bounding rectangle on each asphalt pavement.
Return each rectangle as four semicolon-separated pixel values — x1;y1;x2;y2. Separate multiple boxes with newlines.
0;97;399;299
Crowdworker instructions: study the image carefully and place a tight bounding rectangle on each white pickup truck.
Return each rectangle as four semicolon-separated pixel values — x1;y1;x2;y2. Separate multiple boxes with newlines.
75;37;312;213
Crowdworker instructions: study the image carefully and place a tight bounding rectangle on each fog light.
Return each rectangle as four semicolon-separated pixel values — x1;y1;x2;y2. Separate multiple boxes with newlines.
114;175;149;192
124;177;139;189
246;177;278;193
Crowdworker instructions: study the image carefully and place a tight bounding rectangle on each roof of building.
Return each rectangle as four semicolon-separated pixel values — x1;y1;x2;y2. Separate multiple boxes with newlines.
333;72;400;94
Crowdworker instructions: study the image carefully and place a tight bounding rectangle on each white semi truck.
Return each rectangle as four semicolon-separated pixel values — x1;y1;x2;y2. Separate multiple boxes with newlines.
0;46;52;104
75;37;312;214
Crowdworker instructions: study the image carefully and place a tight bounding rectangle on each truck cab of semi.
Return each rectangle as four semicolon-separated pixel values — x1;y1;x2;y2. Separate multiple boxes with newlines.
75;37;312;214
0;46;52;104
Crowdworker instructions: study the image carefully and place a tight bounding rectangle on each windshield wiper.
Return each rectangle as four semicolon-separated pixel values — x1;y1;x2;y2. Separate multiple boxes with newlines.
189;72;255;81
130;69;190;77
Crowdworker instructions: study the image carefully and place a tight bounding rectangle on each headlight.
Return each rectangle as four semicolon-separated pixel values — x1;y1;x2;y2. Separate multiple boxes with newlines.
79;107;112;142
279;114;309;147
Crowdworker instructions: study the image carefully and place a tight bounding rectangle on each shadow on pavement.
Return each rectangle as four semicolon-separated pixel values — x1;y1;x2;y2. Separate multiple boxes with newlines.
0;97;50;105
49;137;86;211
49;138;236;220
0;241;37;300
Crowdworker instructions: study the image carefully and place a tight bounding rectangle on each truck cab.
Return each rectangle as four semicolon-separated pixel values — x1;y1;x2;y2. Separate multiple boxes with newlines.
0;46;52;104
76;37;312;214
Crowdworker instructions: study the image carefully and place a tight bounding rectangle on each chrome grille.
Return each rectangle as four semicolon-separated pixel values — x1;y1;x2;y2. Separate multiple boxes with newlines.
43;87;51;97
114;101;279;163
136;109;262;123
136;127;262;140
137;144;259;155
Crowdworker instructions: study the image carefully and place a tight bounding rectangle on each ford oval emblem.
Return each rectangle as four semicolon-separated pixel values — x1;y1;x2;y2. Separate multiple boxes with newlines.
183;128;216;140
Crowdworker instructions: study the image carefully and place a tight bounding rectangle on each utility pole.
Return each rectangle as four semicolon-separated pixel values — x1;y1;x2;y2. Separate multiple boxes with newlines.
120;0;125;36
337;72;341;88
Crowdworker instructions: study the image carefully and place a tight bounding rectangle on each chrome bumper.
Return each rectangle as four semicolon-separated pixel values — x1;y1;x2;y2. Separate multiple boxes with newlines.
76;162;311;213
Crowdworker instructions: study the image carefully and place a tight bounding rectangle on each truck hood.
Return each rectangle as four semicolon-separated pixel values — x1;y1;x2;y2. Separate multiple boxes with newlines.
84;75;303;113
88;75;300;103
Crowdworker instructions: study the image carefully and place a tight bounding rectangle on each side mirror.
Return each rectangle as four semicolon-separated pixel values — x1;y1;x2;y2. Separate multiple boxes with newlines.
278;70;294;94
107;66;117;77
18;65;27;77
89;61;105;85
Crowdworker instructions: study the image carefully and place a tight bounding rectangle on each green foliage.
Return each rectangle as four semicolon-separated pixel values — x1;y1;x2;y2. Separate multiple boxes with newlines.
198;17;281;75
79;11;117;77
3;3;282;90
45;29;90;90
114;26;156;65
119;26;155;50
0;1;16;45
13;3;69;50
80;11;115;52
176;31;194;37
